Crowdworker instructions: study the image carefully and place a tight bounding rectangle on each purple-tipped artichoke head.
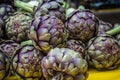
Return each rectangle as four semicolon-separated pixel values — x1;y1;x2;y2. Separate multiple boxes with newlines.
0;4;15;38
97;20;113;36
0;40;20;58
41;48;88;80
65;39;85;58
35;0;65;22
86;35;120;70
29;15;67;54
5;12;32;43
12;45;44;79
66;9;99;42
0;50;10;80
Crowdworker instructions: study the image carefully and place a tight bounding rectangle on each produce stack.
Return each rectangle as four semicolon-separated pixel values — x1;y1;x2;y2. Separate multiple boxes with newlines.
0;0;120;80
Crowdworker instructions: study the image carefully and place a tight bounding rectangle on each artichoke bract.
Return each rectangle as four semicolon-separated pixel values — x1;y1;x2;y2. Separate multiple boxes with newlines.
5;12;32;43
97;20;113;36
35;0;66;22
65;39;85;58
0;40;20;58
0;50;10;80
29;15;67;54
86;35;120;70
116;34;120;46
0;4;15;38
12;45;44;80
66;9;99;43
41;48;88;80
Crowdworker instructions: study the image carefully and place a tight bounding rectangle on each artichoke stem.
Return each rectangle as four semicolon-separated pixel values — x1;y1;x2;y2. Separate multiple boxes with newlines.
14;0;33;13
78;5;85;10
106;25;120;35
21;40;33;46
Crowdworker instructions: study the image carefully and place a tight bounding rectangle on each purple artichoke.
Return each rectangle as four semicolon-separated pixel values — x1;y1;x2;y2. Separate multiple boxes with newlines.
97;20;113;36
41;48;88;80
35;0;66;22
0;40;20;58
12;45;44;80
66;9;99;42
5;12;32;43
0;4;15;38
65;39;85;58
86;35;120;70
29;15;67;54
0;50;10;80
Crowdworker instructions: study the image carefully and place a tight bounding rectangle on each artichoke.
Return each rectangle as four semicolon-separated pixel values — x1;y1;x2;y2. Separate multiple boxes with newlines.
86;35;120;70
12;45;44;80
66;9;99;42
5;12;32;43
65;39;85;58
0;50;10;80
97;20;113;36
0;40;20;59
41;48;88;80
29;15;67;54
35;0;66;22
0;4;15;38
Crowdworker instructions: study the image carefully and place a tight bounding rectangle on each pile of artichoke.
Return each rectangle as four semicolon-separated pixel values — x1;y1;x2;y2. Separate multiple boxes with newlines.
0;0;120;80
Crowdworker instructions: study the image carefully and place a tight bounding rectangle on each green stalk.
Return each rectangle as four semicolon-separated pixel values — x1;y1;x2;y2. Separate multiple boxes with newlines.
106;25;120;36
14;0;33;13
21;40;33;46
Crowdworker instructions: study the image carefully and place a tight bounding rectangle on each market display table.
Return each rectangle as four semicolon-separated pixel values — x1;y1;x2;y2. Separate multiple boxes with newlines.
88;66;120;80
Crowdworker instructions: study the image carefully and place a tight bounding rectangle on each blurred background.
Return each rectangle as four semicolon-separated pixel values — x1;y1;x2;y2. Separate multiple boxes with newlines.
65;0;120;25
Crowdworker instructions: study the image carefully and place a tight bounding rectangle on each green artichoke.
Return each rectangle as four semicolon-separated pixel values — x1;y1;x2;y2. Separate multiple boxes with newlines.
0;50;10;80
66;9;99;42
97;20;113;36
86;35;120;70
0;40;20;59
29;15;67;54
0;4;15;38
5;12;32;43
41;48;88;80
35;0;66;22
12;45;44;80
65;39;85;58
